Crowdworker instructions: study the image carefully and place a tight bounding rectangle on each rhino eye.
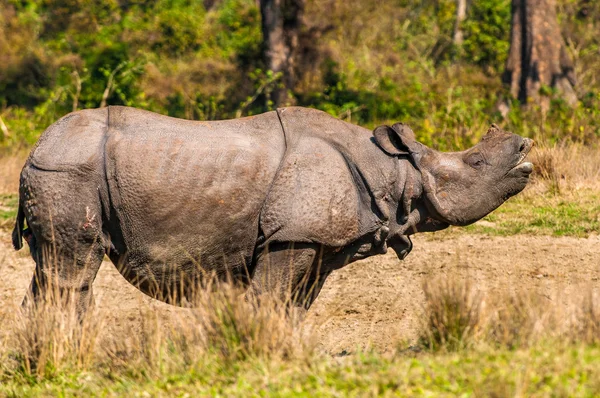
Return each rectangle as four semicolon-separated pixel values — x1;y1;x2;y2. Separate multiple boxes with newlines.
465;152;486;169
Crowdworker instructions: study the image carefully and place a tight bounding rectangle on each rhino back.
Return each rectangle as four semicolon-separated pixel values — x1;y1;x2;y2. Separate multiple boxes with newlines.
104;106;285;278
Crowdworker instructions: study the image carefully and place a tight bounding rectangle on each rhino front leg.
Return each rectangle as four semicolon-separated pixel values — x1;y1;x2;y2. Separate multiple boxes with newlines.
251;242;330;310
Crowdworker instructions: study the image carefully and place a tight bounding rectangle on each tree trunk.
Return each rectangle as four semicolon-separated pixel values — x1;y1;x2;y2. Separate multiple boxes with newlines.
453;0;467;45
203;0;219;10
260;0;304;107
503;0;577;110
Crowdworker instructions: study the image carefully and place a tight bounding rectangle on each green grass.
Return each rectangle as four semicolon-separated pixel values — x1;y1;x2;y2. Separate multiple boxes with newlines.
2;343;600;396
0;193;18;229
464;189;600;237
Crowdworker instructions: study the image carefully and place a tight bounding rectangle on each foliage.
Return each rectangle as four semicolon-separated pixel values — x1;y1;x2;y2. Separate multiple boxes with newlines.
0;0;599;150
461;0;511;71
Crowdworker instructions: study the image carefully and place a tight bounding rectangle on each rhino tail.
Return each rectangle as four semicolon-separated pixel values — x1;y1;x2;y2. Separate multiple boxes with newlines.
12;196;25;250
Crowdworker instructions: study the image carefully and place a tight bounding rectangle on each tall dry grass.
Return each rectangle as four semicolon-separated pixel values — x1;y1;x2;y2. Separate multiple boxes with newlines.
574;290;600;345
419;278;482;350
1;275;315;380
7;300;104;377
528;143;600;194
418;277;600;352
5;271;598;382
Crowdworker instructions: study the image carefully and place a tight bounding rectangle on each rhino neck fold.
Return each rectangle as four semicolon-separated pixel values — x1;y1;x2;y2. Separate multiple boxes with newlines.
280;107;401;227
418;169;464;226
343;153;394;224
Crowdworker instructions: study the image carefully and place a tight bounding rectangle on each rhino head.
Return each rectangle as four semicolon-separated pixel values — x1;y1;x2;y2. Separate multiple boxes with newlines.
374;123;534;226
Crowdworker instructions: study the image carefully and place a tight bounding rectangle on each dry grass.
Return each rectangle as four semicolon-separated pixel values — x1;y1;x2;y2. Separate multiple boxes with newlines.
185;281;312;363
574;290;600;345
3;273;599;395
527;143;600;194
1;250;599;394
486;290;559;348
0;274;314;381
0;150;27;194
5;270;598;382
6;300;104;378
418;277;600;352
419;277;483;351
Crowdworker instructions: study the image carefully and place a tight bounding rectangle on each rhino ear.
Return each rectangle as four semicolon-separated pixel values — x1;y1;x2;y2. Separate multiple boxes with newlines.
373;123;418;156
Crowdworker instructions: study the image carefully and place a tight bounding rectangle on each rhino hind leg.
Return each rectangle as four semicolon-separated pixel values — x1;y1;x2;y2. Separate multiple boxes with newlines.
251;242;330;310
20;166;105;318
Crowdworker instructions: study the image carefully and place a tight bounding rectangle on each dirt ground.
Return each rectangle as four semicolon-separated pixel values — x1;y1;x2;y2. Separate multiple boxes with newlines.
1;230;599;355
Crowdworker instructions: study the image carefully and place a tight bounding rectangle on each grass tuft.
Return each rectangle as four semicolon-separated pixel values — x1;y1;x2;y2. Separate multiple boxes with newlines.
192;283;310;362
7;299;104;379
418;277;483;351
418;277;600;351
574;290;600;345
486;291;553;348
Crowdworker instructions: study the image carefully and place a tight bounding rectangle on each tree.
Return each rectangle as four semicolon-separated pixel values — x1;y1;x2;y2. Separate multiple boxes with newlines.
260;0;305;107
453;0;467;45
503;0;577;110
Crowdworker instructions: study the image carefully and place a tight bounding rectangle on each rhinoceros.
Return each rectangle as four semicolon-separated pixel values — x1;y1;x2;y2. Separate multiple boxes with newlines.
12;106;533;315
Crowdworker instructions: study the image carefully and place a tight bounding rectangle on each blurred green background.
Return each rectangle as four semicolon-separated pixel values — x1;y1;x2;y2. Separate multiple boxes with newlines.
0;0;599;150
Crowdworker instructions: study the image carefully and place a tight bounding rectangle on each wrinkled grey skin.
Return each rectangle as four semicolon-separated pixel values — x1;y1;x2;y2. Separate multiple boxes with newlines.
12;106;533;315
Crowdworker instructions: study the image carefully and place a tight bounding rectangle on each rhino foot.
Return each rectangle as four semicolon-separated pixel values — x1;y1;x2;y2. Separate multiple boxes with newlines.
373;226;389;254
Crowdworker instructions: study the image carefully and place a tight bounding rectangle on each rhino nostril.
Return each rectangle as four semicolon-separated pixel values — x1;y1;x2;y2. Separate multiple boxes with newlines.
520;138;535;152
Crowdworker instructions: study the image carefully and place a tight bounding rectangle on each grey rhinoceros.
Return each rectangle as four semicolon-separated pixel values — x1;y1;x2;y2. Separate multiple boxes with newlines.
12;106;533;315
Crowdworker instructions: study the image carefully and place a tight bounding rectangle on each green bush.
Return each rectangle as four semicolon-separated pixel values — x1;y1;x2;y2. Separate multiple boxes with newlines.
0;0;599;149
462;0;511;71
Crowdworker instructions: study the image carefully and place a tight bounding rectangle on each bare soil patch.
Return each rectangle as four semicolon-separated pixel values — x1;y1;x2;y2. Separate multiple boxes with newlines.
1;231;599;355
